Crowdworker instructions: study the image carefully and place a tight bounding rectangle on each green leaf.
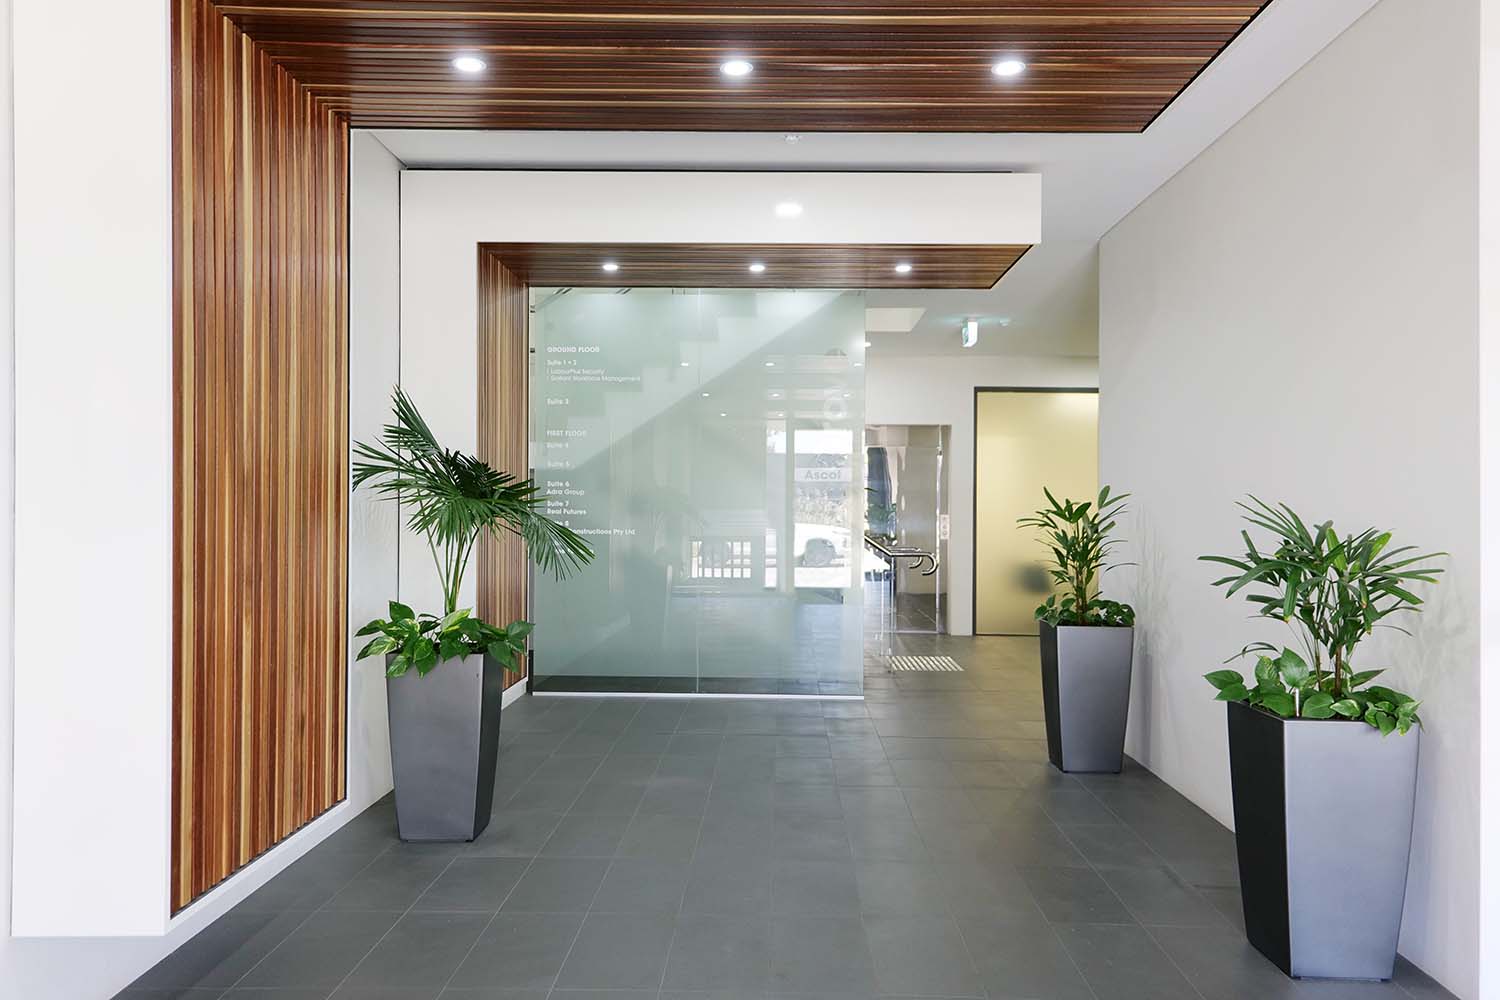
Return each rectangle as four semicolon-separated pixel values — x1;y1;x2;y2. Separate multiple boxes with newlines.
357;635;398;660
386;653;410;677
440;608;472;631
354;619;387;637
1301;692;1335;719
413;640;439;676
507;620;535;640
1275;648;1311;689
1330;699;1361;719
1347;669;1385;688
1214;682;1250;703
1368;709;1396;737
1204;669;1244;691
487;639;520;664
1259;693;1297;718
389;600;416;622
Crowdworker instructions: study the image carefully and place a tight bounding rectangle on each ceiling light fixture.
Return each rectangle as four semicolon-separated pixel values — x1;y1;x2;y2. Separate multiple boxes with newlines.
863;340;872;348
701;392;711;398
764;361;776;367
774;201;804;219
719;412;728;418
720;59;754;78
784;134;802;145
748;262;767;274
961;318;980;349
452;55;487;73
679;361;691;367
894;262;913;275
991;59;1026;78
601;261;620;273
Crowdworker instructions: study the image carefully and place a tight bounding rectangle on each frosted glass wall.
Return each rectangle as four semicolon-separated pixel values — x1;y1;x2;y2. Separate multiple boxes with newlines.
530;288;866;694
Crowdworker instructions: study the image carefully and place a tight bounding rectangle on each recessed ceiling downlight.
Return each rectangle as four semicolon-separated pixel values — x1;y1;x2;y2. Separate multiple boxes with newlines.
748;262;767;274
991;59;1026;78
894;262;913;275
720;59;754;78
601;261;620;273
452;55;487;73
774;201;804;219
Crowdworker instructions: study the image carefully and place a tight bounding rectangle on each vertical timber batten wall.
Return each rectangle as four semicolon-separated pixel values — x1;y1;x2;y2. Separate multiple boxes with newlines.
172;0;349;912
477;253;530;688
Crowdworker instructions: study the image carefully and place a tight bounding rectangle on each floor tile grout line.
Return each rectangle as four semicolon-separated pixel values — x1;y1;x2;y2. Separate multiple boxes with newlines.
1066;765;1239;936
654;735;711;997
535;699;649;1000
315;697;604;1000
218;826;430;993
436;696;646;1000
1049;787;1213;1000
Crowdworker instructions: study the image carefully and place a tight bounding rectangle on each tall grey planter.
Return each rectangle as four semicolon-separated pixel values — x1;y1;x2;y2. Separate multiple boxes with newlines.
1227;700;1419;980
386;651;505;842
1038;622;1134;773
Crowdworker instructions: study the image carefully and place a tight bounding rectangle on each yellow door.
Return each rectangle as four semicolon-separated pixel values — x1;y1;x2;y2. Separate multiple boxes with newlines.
974;390;1098;635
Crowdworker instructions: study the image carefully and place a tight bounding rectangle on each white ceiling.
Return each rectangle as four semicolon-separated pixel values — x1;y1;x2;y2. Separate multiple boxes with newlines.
371;0;1379;358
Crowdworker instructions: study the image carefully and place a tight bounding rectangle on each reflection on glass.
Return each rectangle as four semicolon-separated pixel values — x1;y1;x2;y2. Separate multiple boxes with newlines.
974;390;1099;635
529;288;866;695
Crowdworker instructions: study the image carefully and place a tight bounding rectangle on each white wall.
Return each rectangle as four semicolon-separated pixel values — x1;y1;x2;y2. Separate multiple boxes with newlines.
866;353;1098;636
398;169;1041;613
11;0;174;938
0;38;403;1000
346;132;402;806
1478;0;1500;992
1099;0;1480;993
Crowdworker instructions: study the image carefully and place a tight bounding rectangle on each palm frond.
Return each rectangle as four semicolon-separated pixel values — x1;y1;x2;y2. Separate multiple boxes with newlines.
352;387;595;613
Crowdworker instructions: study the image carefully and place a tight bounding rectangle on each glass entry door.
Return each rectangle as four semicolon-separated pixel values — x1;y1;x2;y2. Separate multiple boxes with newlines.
864;424;948;635
528;287;866;695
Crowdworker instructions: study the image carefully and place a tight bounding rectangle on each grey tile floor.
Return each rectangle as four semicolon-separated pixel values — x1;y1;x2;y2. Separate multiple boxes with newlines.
119;635;1454;1000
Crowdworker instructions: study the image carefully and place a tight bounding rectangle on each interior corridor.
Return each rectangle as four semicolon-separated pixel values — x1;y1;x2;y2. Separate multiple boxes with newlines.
119;636;1453;1000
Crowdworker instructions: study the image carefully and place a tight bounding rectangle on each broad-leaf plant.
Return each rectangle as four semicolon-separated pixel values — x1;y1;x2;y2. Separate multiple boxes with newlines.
1017;486;1135;628
352;388;593;677
1201;498;1444;734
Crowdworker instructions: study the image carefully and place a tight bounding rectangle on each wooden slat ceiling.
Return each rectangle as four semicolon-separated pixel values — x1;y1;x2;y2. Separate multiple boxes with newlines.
217;1;1272;133
481;242;1030;288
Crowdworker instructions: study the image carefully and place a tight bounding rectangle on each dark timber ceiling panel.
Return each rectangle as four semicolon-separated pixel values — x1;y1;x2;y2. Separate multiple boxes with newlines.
218;1;1272;133
480;242;1031;288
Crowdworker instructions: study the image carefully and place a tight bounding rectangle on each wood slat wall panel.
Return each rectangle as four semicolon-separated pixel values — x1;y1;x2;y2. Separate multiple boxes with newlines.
172;0;350;913
481;242;1030;289
477;253;530;689
215;0;1272;132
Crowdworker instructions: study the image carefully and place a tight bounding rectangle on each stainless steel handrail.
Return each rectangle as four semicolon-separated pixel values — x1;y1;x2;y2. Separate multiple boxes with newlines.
863;533;938;576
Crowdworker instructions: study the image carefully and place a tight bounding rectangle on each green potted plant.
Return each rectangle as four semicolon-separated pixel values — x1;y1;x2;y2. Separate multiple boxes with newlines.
353;388;592;842
1201;498;1443;980
1017;486;1135;773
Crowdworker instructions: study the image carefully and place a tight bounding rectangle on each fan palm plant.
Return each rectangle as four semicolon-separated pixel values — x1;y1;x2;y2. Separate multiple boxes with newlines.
1017;486;1135;627
1200;498;1444;733
351;387;593;676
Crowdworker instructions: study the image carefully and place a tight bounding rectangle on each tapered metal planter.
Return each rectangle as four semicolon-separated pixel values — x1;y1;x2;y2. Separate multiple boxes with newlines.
1227;700;1419;980
1038;622;1134;773
386;652;505;842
